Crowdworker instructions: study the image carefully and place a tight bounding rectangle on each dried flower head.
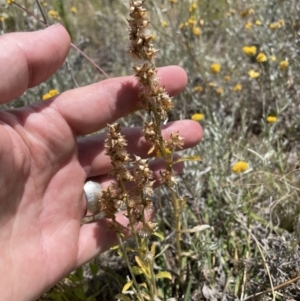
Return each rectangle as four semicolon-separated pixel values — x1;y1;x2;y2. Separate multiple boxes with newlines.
279;60;289;70
193;85;203;92
232;83;242;92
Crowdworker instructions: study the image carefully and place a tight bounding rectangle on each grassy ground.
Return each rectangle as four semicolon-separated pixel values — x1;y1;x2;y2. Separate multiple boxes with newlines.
2;0;300;300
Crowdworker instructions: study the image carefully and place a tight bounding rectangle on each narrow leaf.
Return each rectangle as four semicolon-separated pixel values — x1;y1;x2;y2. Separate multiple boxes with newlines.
74;287;86;300
153;231;164;240
180;225;210;233
139;282;148;289
150;242;158;257
135;256;150;277
184;276;193;301
147;145;156;155
174;155;202;164
122;281;133;293
115;294;132;301
140;292;151;300
132;266;144;275
110;245;120;250
155;271;172;280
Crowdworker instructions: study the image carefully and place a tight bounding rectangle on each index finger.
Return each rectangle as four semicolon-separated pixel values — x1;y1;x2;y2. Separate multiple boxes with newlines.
0;24;70;104
49;66;187;135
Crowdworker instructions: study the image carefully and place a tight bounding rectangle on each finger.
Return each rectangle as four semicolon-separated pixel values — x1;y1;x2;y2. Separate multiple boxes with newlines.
50;66;187;135
0;24;70;104
78;120;202;177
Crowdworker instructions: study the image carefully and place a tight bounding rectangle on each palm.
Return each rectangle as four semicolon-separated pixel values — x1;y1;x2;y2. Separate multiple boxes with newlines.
0;25;202;301
0;105;86;298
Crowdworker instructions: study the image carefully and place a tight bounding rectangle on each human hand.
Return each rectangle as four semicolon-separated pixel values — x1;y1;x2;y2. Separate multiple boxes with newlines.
0;24;202;301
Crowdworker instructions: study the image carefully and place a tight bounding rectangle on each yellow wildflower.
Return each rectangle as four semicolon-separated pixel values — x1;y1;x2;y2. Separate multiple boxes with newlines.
270;55;277;62
189;3;197;12
191;113;204;121
193;85;203;92
48;10;59;19
269;20;284;29
42;89;59;100
49;89;59;96
0;16;4;22
266;116;277;123
232;83;242;92
7;0;14;4
42;93;51;101
269;22;279;29
70;6;77;14
169;0;178;3
248;70;260;78
255;20;262;25
232;161;249;173
224;75;231;82
279;60;289;70
216;87;224;95
151;34;156;41
188;17;196;26
161;21;168;28
242;46;257;56
256;53;267;63
210;63;221;74
193;27;201;36
245;21;253;30
178;23;185;29
208;82;217;87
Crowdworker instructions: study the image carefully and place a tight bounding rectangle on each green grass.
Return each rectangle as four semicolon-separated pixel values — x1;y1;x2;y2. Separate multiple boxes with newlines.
2;0;300;300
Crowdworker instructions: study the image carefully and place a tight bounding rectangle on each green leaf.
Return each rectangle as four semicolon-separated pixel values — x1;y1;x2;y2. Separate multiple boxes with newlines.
89;261;98;275
139;282;148;289
75;266;83;280
174;155;202;164
68;274;80;282
150;242;158;257
47;292;63;301
122;281;133;293
153;231;164;240
155;271;172;280
135;256;150;277
184;276;193;301
115;293;132;301
140;291;151;300
117;249;123;258
132;266;144;275
74;287;86;300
